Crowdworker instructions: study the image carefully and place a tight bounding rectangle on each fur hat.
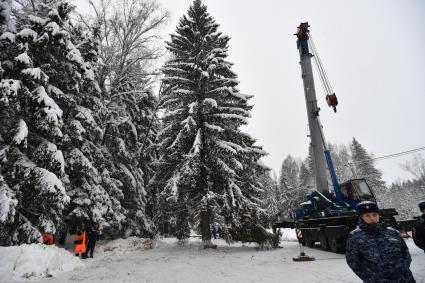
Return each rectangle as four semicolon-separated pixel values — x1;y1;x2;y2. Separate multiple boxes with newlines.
356;201;379;216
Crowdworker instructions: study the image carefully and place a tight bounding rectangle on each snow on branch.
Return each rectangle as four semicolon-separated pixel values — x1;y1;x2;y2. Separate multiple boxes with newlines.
165;172;181;201
0;79;21;101
16;28;37;41
190;129;202;155
33;86;63;121
22;68;47;82
0;31;14;42
181;115;196;132
216;158;235;176
0;176;18;224
217;106;251;117
214;140;236;154
203;98;217;108
188;102;198;114
204;122;223;132
14;52;32;66
12;119;28;146
212;113;248;124
32;167;69;208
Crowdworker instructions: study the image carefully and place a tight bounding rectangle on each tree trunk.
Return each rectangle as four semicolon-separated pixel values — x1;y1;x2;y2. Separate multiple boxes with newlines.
200;209;211;245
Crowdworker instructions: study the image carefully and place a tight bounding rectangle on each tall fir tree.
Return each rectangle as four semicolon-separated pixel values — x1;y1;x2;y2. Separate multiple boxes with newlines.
278;155;311;217
350;137;386;203
278;155;299;190
0;0;131;244
328;143;352;183
154;0;267;244
259;170;285;225
0;1;74;244
80;0;168;237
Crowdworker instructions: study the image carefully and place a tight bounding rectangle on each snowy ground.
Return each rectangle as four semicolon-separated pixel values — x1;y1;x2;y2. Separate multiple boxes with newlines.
1;232;424;283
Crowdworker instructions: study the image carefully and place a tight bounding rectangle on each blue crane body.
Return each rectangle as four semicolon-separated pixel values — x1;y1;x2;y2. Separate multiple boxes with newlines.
273;23;399;253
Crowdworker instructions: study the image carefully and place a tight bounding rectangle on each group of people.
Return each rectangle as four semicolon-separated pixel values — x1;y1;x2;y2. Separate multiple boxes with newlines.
345;200;425;283
74;223;101;259
211;225;225;239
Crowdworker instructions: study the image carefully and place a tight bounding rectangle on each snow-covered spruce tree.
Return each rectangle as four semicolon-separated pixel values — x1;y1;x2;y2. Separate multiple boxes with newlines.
41;4;128;235
383;155;425;218
155;0;267;244
307;144;316;185
278;155;309;217
298;158;313;190
328;143;352;183
350;137;386;202
279;155;299;190
0;174;19;244
78;0;168;237
0;1;128;244
0;2;73;244
259;170;285;225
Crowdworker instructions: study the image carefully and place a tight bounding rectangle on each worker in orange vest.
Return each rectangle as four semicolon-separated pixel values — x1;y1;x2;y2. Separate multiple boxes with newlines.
74;225;87;258
42;232;55;245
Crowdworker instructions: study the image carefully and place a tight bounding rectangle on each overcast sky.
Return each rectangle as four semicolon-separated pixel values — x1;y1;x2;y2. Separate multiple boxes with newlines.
75;0;425;184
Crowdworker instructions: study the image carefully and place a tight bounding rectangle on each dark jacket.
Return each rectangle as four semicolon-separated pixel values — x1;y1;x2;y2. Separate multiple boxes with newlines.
86;227;100;243
412;215;425;251
346;222;415;283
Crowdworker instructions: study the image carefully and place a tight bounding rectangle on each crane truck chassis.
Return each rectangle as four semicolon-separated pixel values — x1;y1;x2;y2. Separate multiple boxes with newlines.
273;23;415;254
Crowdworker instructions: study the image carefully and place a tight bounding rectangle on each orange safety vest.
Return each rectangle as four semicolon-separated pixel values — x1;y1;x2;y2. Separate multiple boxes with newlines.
74;230;87;253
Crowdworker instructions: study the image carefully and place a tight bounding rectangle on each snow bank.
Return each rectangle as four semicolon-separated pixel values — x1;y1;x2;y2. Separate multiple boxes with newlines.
102;237;154;254
0;244;82;280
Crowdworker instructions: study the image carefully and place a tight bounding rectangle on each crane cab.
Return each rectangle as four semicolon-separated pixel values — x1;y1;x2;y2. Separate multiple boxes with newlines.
339;178;377;209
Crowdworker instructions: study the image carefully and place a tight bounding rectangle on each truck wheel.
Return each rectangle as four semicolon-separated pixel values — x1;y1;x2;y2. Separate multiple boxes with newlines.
319;236;330;251
329;237;345;253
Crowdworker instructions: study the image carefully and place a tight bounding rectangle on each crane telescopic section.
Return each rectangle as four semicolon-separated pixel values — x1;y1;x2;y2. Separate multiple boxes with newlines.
295;22;329;196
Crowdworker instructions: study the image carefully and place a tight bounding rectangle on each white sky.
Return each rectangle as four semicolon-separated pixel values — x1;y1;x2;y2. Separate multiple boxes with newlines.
75;0;425;184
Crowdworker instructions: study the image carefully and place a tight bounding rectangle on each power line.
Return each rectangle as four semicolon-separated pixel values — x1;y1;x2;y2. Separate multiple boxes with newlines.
349;146;425;165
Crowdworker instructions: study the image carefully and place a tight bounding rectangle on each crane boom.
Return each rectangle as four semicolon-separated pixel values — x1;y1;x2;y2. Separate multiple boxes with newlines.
295;22;329;195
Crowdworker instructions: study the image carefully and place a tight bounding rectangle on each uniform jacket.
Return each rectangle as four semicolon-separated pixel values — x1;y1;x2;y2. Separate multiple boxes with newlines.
346;222;415;283
87;227;100;243
412;215;424;251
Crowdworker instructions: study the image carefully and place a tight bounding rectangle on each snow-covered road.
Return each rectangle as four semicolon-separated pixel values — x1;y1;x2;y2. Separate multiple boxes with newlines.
6;237;422;283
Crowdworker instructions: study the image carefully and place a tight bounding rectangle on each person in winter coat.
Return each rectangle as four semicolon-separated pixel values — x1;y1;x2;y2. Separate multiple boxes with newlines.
74;225;87;258
412;201;425;252
346;201;415;283
42;232;54;245
211;225;217;240
217;226;223;239
84;223;100;258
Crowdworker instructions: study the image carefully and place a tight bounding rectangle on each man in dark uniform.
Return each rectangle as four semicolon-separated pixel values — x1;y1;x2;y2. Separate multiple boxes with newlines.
346;201;415;283
412;201;425;252
85;223;100;258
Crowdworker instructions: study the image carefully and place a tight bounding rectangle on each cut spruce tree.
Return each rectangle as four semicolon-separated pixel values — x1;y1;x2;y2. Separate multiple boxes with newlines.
154;0;268;246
